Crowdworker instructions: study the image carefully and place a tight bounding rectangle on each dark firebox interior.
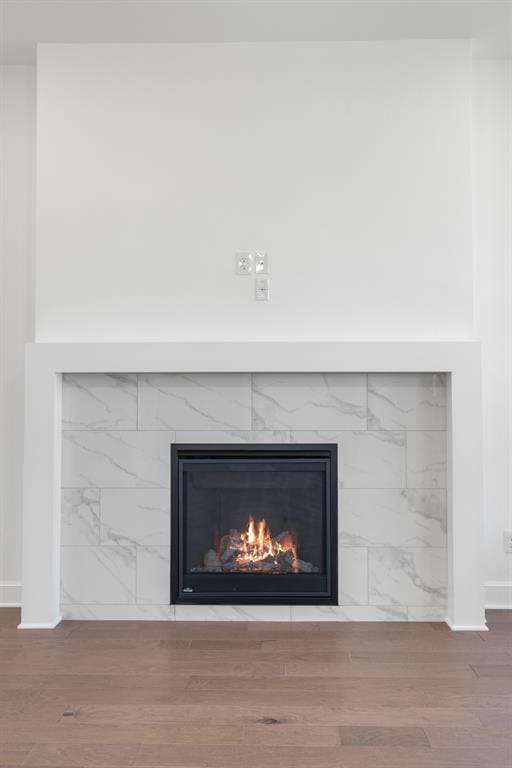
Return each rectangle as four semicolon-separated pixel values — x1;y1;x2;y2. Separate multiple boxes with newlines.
184;464;326;573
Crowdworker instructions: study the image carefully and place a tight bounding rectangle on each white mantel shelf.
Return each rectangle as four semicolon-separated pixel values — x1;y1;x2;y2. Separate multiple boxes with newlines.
20;341;486;630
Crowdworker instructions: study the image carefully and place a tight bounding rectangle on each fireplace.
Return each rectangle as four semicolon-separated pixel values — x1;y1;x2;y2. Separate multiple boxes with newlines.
171;444;338;605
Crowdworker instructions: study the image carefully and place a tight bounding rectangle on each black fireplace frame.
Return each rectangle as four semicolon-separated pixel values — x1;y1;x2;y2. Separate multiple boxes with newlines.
170;444;338;605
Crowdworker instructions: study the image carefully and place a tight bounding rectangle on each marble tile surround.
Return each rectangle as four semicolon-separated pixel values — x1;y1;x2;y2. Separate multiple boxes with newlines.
60;372;448;621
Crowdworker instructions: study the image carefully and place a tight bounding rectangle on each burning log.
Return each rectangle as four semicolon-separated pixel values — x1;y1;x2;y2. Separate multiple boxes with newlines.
219;529;242;563
192;516;319;574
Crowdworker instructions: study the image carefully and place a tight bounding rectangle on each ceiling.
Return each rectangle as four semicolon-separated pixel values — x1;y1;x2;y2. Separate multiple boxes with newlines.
1;0;511;64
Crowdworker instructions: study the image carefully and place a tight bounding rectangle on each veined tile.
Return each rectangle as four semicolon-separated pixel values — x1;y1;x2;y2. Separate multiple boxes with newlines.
58;373;449;623
61;604;175;620
368;373;447;430
138;373;252;430
339;547;368;605
174;430;291;444
407;606;447;621
62;373;137;430
290;605;408;621
174;605;292;621
289;430;343;443
137;546;170;604
407;431;447;488
252;373;367;430
61;488;100;545
289;430;343;478
100;489;169;546
339;431;406;488
61;430;174;488
369;547;447;606
61;546;136;604
340;489;447;547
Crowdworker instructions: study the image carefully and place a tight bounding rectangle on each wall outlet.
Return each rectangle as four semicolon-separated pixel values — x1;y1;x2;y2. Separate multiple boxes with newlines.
504;531;512;553
235;252;253;275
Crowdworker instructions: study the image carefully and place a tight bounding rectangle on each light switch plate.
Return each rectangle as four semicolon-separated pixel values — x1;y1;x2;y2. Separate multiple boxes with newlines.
255;278;270;301
235;252;253;275
254;252;268;274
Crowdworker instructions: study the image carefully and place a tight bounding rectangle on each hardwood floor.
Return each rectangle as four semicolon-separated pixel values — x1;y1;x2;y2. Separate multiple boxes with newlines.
0;608;511;767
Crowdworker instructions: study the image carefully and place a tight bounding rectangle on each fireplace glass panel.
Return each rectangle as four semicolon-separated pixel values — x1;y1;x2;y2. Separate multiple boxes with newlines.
184;462;326;575
171;445;337;604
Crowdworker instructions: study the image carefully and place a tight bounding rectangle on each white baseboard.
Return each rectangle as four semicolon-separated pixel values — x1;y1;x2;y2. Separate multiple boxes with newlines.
445;619;488;632
0;581;21;606
485;580;512;607
485;581;512;608
18;616;62;629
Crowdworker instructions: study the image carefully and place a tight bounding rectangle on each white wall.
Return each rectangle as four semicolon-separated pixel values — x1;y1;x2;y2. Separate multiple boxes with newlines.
1;44;510;608
473;60;512;608
35;41;474;343
0;65;36;605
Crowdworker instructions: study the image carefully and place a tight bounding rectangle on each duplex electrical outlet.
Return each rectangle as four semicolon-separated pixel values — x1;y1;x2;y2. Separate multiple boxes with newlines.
504;531;512;554
235;252;253;275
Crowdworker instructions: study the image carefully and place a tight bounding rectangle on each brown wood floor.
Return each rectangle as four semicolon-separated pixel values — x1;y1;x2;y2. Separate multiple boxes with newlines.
0;608;511;767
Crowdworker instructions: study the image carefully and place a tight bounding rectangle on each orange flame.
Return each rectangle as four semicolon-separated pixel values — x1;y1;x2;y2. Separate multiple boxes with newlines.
235;516;299;573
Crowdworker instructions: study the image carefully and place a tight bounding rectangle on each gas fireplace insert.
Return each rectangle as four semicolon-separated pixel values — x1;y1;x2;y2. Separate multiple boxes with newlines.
171;444;338;605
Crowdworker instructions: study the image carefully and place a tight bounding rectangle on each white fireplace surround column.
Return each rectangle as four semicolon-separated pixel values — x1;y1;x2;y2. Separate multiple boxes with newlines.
19;341;486;630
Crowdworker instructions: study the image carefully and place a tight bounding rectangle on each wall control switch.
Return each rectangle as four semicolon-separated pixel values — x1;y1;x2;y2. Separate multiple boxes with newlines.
235;253;253;275
254;252;268;274
504;531;512;553
255;278;270;301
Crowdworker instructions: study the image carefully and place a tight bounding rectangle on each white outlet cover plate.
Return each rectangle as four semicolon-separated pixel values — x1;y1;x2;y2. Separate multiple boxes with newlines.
235;252;253;275
255;278;270;301
254;252;268;274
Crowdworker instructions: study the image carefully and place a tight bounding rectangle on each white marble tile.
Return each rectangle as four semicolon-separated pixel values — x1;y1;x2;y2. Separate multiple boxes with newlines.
62;373;137;430
58;373;450;623
290;605;408;621
369;547;447;606
61;489;100;545
288;430;342;479
339;547;368;605
61;546;136;604
61;430;174;488
340;489;447;547
252;373;367;430
174;605;292;621
100;489;169;546
174;430;291;444
136;546;170;604
339;431;406;488
368;373;447;430
139;373;252;430
407;431;447;488
290;429;405;488
407;606;447;621
61;604;175;620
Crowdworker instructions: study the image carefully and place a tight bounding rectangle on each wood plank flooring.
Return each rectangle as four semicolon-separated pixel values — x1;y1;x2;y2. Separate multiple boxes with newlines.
0;608;511;767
